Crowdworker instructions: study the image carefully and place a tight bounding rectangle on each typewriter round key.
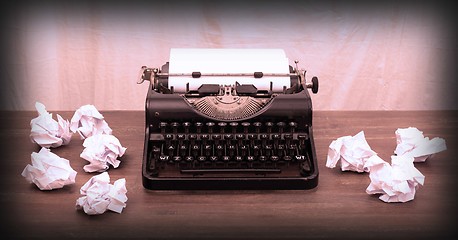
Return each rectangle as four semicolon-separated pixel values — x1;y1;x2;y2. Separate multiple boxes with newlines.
277;145;285;157
228;145;236;157
265;147;272;157
206;122;215;133
204;145;212;156
167;145;175;155
240;145;248;156
198;156;206;162
253;145;261;156
284;134;292;145
183;122;191;134
253;122;262;133
152;146;161;154
242;122;250;134
289;122;297;133
159;122;168;134
284;134;292;139
185;156;194;162
265;122;274;133
173;156;182;163
177;134;185;145
288;145;297;155
195;122;203;133
171;122;179;134
216;145;224;156
159;155;169;162
236;134;245;140
230;122;238;133
276;122;286;133
165;134;173;140
248;135;257;145
190;145;198;157
218;122;227;133
189;134;197;144
179;145;188;155
298;134;308;140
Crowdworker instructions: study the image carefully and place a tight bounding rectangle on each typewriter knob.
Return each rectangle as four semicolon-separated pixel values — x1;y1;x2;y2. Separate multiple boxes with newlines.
311;76;319;94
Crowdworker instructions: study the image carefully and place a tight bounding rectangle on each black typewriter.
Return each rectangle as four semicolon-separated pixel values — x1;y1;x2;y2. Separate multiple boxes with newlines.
138;49;319;190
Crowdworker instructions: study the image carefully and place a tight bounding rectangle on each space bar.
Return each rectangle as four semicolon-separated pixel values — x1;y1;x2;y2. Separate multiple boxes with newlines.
180;168;281;174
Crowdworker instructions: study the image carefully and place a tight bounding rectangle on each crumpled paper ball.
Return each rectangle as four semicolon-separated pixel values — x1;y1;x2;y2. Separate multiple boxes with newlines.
22;148;77;190
394;127;447;162
365;154;425;203
80;134;127;172
30;102;73;148
76;172;127;215
70;104;112;139
326;131;377;172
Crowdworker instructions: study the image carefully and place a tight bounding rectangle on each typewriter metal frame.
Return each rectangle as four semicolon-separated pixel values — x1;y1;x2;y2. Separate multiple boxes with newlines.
138;61;319;190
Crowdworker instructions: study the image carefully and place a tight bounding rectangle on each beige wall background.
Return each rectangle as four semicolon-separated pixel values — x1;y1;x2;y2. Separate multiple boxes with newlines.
2;1;456;111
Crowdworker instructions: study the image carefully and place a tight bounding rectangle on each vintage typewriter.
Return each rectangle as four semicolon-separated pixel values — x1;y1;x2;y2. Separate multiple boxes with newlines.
138;49;319;190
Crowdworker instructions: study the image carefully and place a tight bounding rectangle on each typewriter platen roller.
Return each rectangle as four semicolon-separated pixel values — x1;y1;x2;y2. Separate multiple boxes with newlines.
138;49;319;190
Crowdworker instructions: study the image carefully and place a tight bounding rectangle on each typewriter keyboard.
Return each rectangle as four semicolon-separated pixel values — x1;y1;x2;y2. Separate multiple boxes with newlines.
146;121;315;178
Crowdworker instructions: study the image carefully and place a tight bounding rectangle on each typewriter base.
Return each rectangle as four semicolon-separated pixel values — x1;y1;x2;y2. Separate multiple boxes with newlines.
142;175;318;190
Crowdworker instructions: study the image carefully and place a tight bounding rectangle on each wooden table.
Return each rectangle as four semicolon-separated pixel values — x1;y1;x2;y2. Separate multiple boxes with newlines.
1;111;457;239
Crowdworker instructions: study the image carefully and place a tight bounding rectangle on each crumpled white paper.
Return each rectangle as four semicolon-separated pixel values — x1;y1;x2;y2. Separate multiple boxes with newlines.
21;148;77;190
70;104;112;139
326;131;377;172
365;154;425;203
394;127;447;162
30;102;73;148
76;172;127;215
80;134;127;172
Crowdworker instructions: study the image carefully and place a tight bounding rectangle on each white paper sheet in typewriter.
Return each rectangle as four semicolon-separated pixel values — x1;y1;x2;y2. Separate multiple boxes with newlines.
168;48;292;92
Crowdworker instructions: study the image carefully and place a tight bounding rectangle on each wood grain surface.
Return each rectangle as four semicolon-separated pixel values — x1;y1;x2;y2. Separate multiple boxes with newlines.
1;111;457;239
